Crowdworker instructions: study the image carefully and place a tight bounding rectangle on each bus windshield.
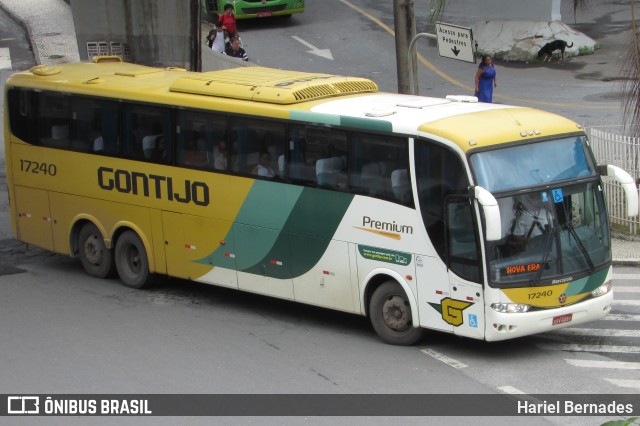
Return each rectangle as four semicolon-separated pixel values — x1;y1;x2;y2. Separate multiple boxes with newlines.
469;137;610;287
470;136;596;192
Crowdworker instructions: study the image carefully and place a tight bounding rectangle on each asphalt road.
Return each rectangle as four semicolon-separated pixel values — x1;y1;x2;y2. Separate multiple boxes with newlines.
0;1;639;424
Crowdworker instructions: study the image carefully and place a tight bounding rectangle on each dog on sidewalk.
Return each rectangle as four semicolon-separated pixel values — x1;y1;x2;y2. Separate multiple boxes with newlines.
537;40;574;61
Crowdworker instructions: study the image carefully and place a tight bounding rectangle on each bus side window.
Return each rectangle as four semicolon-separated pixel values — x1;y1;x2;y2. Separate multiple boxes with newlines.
7;89;37;145
349;132;409;202
124;105;172;163
39;93;70;148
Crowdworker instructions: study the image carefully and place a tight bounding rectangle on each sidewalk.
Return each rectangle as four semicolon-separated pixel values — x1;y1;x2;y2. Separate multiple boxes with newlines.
0;0;638;266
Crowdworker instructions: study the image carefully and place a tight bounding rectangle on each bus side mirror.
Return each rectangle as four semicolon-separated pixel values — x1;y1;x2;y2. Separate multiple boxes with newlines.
599;165;639;217
474;186;501;241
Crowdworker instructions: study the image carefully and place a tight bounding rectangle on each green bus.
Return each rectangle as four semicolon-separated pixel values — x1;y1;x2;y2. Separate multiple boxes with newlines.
209;0;305;19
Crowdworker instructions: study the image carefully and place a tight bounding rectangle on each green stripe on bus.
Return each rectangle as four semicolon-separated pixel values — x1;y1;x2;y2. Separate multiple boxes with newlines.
241;187;353;278
340;116;393;132
291;111;341;126
565;268;609;295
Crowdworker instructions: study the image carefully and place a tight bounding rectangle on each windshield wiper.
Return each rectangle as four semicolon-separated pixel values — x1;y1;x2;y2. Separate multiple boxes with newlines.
528;211;556;287
564;221;595;272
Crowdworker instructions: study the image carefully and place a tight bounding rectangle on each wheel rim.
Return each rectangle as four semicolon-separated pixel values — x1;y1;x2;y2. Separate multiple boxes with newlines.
84;235;103;265
125;244;142;276
382;295;411;332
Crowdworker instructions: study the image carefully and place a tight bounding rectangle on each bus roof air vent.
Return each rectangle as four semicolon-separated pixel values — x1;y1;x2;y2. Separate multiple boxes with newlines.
365;105;397;117
446;95;478;103
114;68;165;77
169;67;378;104
91;55;122;63
30;65;62;76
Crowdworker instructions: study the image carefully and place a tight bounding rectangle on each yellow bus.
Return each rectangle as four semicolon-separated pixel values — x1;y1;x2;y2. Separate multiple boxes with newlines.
4;57;638;345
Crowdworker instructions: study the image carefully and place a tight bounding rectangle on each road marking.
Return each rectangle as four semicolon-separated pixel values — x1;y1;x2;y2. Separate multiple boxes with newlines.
614;287;640;293
537;344;640;353
603;379;640;389
604;314;640;321
564;359;640;369
497;385;525;394
549;328;640;338
420;348;468;369
291;36;333;60
337;0;618;109
613;274;640;280
614;300;640;306
0;47;11;70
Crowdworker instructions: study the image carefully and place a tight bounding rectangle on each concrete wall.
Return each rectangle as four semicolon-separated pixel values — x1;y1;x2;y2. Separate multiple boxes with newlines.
70;0;197;69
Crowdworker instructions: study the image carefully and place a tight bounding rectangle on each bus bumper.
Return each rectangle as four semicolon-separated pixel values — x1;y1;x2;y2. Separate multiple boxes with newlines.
484;291;613;342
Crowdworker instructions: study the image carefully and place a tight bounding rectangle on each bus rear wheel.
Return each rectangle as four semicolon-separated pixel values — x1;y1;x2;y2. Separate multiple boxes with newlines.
78;223;114;278
369;281;424;345
115;231;152;289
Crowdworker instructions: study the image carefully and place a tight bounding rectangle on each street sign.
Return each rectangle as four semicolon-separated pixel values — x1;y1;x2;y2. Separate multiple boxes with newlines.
435;22;475;63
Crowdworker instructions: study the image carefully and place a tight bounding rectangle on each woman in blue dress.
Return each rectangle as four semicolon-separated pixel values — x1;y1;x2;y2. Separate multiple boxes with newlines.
474;54;497;103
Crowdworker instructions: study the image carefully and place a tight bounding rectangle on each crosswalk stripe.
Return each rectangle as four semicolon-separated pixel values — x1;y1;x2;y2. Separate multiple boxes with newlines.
613;274;640;280
536;343;640;353
603;379;640;389
604;314;640;321
550;328;640;337
0;47;11;70
564;359;640;369
614;300;640;306
614;287;640;293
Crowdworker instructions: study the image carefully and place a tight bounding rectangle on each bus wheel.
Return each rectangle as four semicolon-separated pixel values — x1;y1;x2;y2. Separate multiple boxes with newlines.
369;281;424;345
78;223;114;278
115;231;152;289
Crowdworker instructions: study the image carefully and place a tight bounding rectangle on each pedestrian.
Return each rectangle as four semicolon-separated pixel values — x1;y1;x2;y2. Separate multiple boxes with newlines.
218;3;238;41
224;37;248;61
474;54;497;103
208;21;227;53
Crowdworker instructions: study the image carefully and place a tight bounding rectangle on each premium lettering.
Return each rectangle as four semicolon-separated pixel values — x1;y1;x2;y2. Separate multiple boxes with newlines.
362;216;413;234
98;167;209;206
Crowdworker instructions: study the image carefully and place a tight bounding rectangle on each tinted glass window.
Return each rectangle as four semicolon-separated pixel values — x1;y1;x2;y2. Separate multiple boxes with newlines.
123;105;172;163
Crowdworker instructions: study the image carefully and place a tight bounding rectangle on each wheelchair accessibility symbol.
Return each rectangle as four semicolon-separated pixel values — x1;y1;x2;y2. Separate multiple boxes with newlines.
469;314;478;328
552;188;564;204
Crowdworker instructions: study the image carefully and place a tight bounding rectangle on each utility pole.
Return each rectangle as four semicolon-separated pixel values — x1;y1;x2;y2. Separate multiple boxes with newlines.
393;0;417;94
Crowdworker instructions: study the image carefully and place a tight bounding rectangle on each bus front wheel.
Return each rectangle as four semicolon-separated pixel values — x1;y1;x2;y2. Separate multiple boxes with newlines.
115;231;152;289
369;281;424;345
78;223;114;278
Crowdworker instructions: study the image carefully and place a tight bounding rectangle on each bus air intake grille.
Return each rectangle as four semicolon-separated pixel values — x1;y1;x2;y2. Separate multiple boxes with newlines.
293;85;339;101
332;81;379;93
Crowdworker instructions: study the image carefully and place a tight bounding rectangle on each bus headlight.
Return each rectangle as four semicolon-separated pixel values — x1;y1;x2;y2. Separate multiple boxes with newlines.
591;281;612;298
491;303;531;313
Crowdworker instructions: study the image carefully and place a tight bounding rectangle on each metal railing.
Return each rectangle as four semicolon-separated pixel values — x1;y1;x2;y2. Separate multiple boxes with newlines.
589;127;640;234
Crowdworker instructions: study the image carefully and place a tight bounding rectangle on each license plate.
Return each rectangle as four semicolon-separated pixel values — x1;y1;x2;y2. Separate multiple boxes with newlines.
257;11;272;17
552;313;573;325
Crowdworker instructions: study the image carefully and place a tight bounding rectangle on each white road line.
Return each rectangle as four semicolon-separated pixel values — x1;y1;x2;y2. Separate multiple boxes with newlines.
420;348;468;369
550;328;640;338
537;344;640;353
614;287;640;293
604;314;640;321
497;386;525;394
564;359;640;369
603;379;640;389
614;300;640;306
613;274;640;280
0;47;11;70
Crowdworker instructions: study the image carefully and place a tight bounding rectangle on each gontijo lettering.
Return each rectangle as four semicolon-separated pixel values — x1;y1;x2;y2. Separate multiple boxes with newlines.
97;167;210;206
